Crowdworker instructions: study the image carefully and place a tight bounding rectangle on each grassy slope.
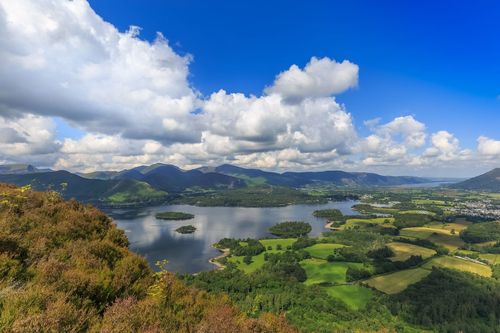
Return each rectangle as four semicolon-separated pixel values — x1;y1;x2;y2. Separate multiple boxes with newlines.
325;285;373;310
423;256;492;277
106;180;167;204
387;242;436;261
400;227;465;251
364;268;431;294
227;238;296;273
304;243;346;260
300;258;364;285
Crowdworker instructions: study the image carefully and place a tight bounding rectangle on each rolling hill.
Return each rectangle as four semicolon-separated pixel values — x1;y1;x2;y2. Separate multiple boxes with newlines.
0;163;433;206
209;164;429;187
450;168;500;192
0;171;167;205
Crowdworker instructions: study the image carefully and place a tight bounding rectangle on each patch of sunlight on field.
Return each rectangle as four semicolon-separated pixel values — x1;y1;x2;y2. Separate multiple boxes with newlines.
364;268;431;294
304;243;346;259
387;242;436;261
301;258;364;285
423;256;492;277
400;227;465;251
325;285;373;310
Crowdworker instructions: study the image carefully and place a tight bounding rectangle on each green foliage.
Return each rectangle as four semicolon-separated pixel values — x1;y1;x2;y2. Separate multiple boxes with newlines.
346;266;372;281
389;268;500;332
367;246;395;260
394;213;433;229
460;221;500;243
175;225;196;234
155;211;194;220
291;237;316;250
312;209;344;220
243;255;253;265
269;221;312;237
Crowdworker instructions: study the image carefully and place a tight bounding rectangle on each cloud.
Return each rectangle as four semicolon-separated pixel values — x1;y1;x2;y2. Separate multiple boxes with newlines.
0;0;199;144
265;57;358;103
0;0;494;177
0;114;60;165
477;136;500;156
202;91;357;154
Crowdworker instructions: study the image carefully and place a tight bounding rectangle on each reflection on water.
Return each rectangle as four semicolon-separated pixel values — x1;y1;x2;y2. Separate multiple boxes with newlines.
107;201;359;274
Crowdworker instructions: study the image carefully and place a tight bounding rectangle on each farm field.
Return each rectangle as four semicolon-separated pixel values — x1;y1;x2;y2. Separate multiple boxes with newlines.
426;221;471;233
412;199;446;205
300;258;364;285
260;238;296;250
400;227;465;251
342;217;394;230
387;242;436;261
398;210;436;215
325;285;373;310
304;243;346;259
478;253;500;265
423;256;492;277
364;268;431;294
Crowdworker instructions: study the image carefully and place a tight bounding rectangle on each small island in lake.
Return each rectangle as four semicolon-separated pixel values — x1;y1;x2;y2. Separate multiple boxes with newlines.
155;211;195;220
175;225;197;234
268;221;312;237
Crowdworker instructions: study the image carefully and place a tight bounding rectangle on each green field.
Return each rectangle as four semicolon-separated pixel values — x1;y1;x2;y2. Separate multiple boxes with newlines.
426;221;471;233
412;199;446;205
304;243;346;259
398;210;436;216
260;238;296;250
342;217;395;230
400;227;465;251
364;268;431;294
478;253;500;265
387;242;436;261
423;256;492;277
301;258;364;285
227;238;296;273
325;285;373;310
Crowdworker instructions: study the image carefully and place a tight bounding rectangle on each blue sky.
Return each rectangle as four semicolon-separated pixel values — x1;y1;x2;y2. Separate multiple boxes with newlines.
1;0;499;176
89;0;500;147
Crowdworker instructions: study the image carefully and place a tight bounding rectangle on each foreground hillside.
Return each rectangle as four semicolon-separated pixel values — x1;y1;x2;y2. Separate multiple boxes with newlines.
0;184;296;332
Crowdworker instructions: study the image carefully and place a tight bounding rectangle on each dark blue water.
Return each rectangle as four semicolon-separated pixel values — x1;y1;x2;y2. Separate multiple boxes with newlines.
108;201;359;274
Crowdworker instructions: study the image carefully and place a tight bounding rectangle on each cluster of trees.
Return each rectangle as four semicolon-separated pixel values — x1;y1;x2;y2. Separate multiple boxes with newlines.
291;237;316;250
155;211;194;220
460;221;500;243
393;213;434;229
312;208;344;220
0;184;296;332
216;238;265;256
175;225;196;234
269;222;312;238
389;268;500;333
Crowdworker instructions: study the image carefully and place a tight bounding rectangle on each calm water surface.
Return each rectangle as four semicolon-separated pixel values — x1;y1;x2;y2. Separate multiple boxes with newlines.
107;200;359;274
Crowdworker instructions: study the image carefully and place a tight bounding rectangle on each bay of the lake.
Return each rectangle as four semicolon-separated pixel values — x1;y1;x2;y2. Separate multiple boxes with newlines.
107;200;359;274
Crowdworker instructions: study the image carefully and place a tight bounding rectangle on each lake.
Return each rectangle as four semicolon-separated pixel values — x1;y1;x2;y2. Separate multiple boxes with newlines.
108;200;360;274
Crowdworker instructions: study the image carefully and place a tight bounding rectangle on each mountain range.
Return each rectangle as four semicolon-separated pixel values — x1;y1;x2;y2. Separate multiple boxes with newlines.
450;168;500;192
0;163;470;205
